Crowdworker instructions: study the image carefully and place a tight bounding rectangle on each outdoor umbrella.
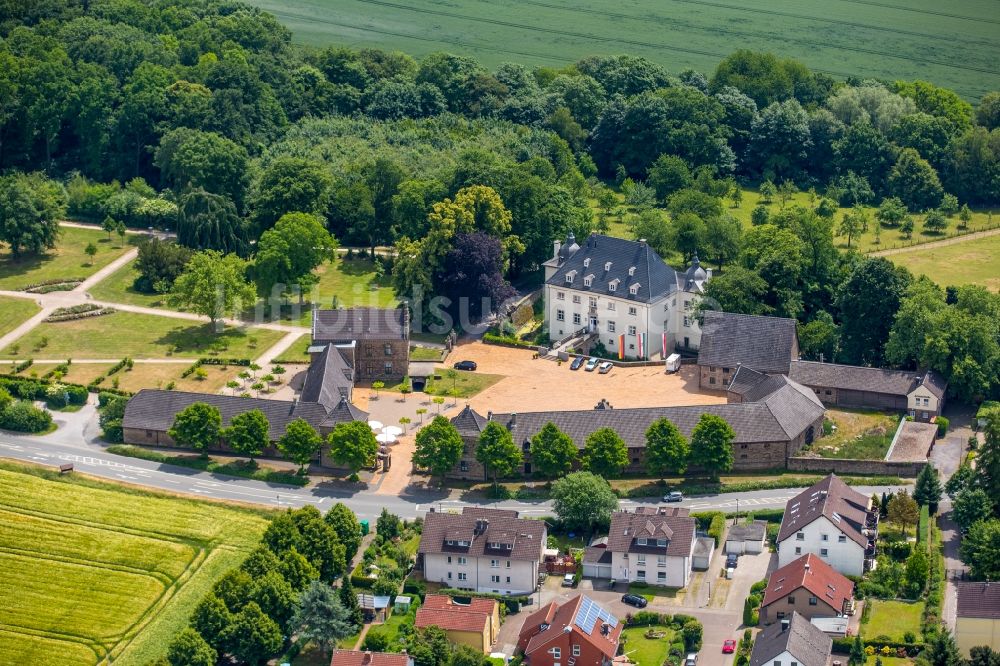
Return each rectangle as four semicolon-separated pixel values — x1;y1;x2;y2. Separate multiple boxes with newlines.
382;426;403;436
368;420;384;431
376;433;397;444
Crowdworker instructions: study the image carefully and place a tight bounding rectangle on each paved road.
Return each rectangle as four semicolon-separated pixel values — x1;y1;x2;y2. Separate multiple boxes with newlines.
0;431;903;522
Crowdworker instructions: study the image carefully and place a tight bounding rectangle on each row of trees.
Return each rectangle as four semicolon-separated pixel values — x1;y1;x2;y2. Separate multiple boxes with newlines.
167;402;380;474
412;412;738;483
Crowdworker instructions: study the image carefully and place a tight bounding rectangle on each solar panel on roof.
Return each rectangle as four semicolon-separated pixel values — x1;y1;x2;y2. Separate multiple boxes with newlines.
574;597;618;634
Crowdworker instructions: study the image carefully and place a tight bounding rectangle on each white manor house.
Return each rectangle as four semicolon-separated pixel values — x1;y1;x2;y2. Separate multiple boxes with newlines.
543;232;710;359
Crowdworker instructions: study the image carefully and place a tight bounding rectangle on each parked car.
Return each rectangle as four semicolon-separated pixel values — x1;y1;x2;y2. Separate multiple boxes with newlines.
685;654;698;666
453;360;477;371
562;573;575;587
663;491;684;503
723;640;736;654
598;361;613;374
726;553;739;568
570;356;585;370
621;593;647;608
584;357;599;371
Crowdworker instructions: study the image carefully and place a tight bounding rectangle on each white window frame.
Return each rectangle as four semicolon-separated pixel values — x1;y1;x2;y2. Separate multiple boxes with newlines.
556;310;565;322
608;322;616;333
556;291;565;300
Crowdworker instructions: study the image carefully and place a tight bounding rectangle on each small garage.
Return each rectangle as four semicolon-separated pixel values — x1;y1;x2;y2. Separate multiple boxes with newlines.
692;536;715;571
582;547;613;579
725;520;767;554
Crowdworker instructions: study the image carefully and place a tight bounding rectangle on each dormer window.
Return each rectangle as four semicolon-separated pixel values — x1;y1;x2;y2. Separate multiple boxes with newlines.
657;539;667;547
604;261;612;271
637;537;647;546
583;258;590;268
628;266;636;276
565;270;576;283
584;275;593;287
609;279;619;292
629;283;640;295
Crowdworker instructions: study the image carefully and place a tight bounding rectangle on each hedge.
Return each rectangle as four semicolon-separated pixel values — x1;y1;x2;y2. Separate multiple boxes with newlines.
692;511;726;546
832;637;922;655
917;505;929;543
181;358;252;378
0;401;53;433
483;333;538;349
0;372;132;400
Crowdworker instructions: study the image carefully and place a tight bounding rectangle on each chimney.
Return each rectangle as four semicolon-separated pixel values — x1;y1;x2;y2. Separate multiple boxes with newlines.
553;239;562;259
804;562;811;573
487;410;493;421
639;238;647;245
781;619;790;632
510;413;517;427
364;651;373;665
602;622;611;636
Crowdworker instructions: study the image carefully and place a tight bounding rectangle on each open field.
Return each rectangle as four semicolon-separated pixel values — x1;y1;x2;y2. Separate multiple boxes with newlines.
0;311;285;360
0;462;268;665
886;232;1000;292
805;410;899;459
112;363;240;394
864;600;924;642
244;0;1000;99
0;227;136;290
0;297;40;339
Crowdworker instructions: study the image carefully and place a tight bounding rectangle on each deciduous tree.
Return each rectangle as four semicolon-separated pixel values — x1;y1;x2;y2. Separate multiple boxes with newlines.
166;627;216;666
583;427;629;478
222;601;283;665
476;421;523;488
687;413;735;478
327;420;379;473
529;422;578;479
170;250;257;326
953;489;993;532
224;409;270;463
551;471;618;532
168;402;221;457
0;172;66;257
645;417;689;477
413;415;464;479
278;418;323;474
887;491;919;536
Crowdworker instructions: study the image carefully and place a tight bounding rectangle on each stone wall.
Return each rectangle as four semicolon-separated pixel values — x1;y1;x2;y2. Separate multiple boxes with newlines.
699;364;735;390
787;456;925;477
354;338;409;381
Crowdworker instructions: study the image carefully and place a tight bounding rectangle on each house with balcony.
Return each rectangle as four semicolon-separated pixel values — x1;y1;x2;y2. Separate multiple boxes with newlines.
517;595;623;666
759;554;855;625
592;507;696;587
417;507;546;595
542;232;709;358
776;475;878;577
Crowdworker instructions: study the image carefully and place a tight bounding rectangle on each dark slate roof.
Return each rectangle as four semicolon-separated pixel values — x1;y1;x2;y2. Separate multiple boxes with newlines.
727;365;768;398
313;307;408;342
583;546;612;564
321;396;369;427
750;612;831;666
606;509;695;558
301;344;354;411
727;520;767;542
698;311;798;374
789;361;947;399
418;507;546;562
778;475;872;548
451;405;488;437
957;582;1000;619
545;233;681;304
123;389;335;441
760;378;827;440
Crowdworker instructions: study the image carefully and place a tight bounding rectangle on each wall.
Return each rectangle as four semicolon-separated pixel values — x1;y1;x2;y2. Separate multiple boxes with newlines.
447;435;487;481
787;457;926;477
123;427;290;459
777;516;866;577
422;553;539;596
699;364;735;390
759;594;840;625
609;551;690;587
955;617;1000;656
354;338;409;382
907;389;941;421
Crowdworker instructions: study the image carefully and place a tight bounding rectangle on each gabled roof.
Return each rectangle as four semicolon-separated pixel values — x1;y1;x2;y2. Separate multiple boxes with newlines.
605;509;695;557
418;507;546;561
762;554;853;613
750;612;831;666
414;595;496;633
321;396;369;427
727;365;769;398
789;361;948;399
778;475;872;548
957;582;1000;619
331;650;410;666
546;234;681;303
521;595;622;659
122;389;336;441
301;343;354;410
313;307;408;341
698;311;798;374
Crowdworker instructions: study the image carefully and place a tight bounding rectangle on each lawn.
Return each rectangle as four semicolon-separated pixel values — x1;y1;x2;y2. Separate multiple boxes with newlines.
887;232;1000;292
803;410;899;460
864;600;924;642
0;311;285;360
274;332;313;364
87;259;175;308
620;625;677;666
420;369;504;398
111;363;242;394
0;296;40;339
7;361;117;386
290;256;397;326
0;226;137;290
410;345;445;362
244;0;1000;100
0;461;269;666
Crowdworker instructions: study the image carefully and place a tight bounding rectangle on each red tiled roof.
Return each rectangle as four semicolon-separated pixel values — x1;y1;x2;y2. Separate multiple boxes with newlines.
521;596;622;659
761;554;853;612
331;650;409;666
414;595;496;633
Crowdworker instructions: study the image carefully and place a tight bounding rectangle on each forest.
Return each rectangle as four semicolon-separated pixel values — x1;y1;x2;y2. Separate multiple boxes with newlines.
0;0;998;402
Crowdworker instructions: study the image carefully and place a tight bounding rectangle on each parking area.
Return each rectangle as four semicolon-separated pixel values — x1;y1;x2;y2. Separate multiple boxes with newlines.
446;341;726;414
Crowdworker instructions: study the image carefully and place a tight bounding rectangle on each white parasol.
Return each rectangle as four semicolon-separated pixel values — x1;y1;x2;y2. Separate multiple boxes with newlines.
376;433;397;444
382;425;403;436
368;420;384;431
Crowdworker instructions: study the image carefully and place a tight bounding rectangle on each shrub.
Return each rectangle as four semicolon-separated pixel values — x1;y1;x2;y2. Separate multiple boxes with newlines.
0;401;53;433
935;417;949;437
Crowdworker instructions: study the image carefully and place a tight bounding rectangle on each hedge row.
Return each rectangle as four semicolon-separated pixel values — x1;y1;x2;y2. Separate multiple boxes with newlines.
691;511;727;546
483;333;538;349
179;357;252;379
86;358;132;391
0;371;132;400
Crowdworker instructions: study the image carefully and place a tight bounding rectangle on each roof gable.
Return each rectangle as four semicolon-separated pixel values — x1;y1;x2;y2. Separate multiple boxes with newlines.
301;343;354;410
750;612;831;666
698;312;798;374
313;307;408;342
957;582;1000;619
762;554;854;612
418;507;546;561
778;475;872;548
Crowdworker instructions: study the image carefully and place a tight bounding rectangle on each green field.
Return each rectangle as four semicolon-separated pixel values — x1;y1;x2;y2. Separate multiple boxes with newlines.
0;297;40;339
864;599;924;642
88;259;175;308
0;310;285;360
0;227;136;291
886;232;1000;292
0;462;268;665
245;0;1000;99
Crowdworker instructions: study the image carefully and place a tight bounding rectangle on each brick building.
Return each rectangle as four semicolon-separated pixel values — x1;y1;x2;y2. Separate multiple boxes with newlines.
312;307;409;382
517;596;622;666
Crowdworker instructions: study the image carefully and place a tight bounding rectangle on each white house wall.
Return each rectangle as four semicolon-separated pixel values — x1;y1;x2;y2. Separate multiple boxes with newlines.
608;551;690;587
423;553;538;595
777;516;866;577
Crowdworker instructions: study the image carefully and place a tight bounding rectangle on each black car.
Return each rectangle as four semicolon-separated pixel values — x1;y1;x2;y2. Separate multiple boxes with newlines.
570;356;585;370
621;593;648;608
726;553;739;568
453;360;477;371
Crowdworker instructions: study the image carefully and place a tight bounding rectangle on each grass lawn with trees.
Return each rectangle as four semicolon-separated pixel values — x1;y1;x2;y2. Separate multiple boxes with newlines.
0;461;268;666
87;258;176;308
888;233;1000;293
0;227;137;290
620;626;677;666
0;311;284;360
863;600;924;642
803;410;899;459
0;297;40;339
291;256;396;326
113;363;240;394
421;370;504;398
6;361;116;386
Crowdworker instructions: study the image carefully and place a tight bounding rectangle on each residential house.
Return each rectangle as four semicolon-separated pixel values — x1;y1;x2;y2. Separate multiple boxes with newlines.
447;376;825;478
788;361;947;422
312;307;410;382
414;594;500;653
956;581;1000;655
417;507;546;595
331;650;412;666
598;507;696;587
517;595;623;666
759;554;854;625
542;232;709;357
776;475;878;577
725;520;767;555
697;311;799;390
749;612;832;666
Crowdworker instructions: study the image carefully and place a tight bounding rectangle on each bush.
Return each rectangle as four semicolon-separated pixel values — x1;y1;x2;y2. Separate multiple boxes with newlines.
682;619;703;651
0;401;54;433
935;417;949;437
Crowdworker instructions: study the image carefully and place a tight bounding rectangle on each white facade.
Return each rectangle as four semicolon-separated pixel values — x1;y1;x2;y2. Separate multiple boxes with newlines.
907;387;940;420
776;516;866;577
422;552;540;596
608;550;692;588
767;649;803;666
